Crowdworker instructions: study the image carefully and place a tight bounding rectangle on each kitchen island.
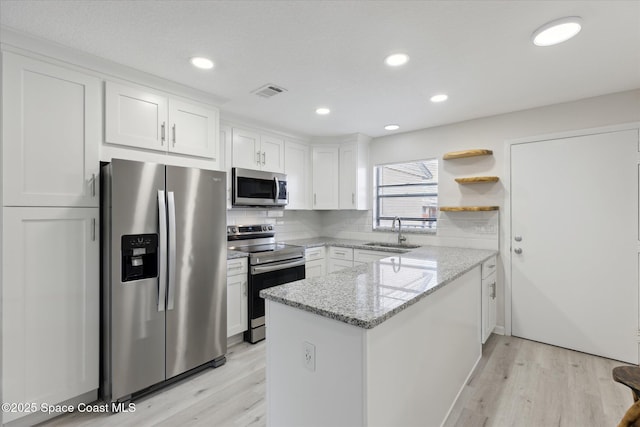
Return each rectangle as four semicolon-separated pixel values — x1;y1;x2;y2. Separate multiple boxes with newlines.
260;243;496;427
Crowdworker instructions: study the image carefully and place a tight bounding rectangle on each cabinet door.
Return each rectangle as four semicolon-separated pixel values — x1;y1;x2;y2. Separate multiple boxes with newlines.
227;274;248;337
105;81;168;152
220;125;233;209
305;261;325;279
260;135;285;173
284;141;311;209
169;99;219;160
312;145;340;209
339;143;357;209
2;207;99;423
2;52;100;207
328;258;353;274
481;273;497;344
232;128;261;170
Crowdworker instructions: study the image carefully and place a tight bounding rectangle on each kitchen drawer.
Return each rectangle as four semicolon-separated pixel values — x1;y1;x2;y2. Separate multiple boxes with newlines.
354;249;389;264
482;256;497;279
227;258;248;275
328;246;353;261
305;246;326;261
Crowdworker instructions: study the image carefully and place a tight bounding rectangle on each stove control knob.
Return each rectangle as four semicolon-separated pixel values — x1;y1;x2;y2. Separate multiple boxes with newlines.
230;227;237;233
268;225;273;231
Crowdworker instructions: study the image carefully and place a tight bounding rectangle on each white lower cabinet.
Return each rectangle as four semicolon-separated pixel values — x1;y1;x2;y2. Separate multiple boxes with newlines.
327;247;354;274
354;249;390;265
305;247;326;278
2;207;99;424
227;258;248;338
481;256;497;344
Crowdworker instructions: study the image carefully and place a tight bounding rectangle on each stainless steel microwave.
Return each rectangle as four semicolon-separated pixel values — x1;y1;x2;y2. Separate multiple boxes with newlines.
232;167;288;207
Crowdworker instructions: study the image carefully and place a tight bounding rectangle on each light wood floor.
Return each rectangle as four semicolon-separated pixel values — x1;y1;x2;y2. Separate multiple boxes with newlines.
41;335;632;427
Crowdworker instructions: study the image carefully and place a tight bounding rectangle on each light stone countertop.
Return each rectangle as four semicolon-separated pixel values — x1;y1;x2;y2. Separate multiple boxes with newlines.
260;237;497;329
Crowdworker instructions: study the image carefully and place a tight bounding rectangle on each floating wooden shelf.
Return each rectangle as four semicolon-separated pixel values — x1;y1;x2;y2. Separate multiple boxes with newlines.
443;149;493;160
455;176;500;184
440;206;499;212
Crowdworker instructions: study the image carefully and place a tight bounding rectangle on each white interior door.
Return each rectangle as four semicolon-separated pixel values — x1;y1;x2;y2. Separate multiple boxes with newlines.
511;128;639;363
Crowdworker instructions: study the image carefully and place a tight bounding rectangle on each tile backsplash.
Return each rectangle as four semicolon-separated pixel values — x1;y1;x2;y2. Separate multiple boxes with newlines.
227;208;499;250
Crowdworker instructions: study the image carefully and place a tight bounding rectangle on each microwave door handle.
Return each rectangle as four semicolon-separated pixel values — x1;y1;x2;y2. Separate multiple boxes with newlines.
274;177;280;202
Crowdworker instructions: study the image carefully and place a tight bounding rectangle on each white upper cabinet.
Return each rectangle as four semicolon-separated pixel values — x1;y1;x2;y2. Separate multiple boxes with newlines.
105;81;219;160
260;135;285;173
284;140;311;210
105;81;167;152
339;135;370;210
2;52;100;207
169;99;219;158
312;145;340;209
232;127;285;173
232;128;261;169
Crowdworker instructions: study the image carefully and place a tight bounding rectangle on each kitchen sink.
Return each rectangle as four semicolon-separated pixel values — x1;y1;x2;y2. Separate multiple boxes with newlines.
363;242;421;249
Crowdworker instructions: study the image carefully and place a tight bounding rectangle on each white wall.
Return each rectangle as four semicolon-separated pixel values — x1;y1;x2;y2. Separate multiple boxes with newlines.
230;90;640;333
370;88;640;330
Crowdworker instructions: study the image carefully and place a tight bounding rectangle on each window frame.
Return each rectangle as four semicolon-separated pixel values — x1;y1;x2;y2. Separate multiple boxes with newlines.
372;159;439;233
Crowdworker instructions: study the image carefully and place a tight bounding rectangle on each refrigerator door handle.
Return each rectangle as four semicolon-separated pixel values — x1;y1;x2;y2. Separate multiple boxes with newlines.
167;191;177;310
157;190;168;312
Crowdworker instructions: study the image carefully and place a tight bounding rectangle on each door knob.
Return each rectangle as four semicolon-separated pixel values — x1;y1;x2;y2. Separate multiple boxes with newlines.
514;248;523;254
514;235;522;242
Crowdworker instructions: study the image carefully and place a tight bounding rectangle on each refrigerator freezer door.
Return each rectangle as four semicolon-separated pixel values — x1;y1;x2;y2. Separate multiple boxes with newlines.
106;159;166;401
165;166;227;378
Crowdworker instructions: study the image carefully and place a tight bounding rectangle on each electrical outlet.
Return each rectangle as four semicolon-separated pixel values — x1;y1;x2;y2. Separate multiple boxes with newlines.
303;341;316;372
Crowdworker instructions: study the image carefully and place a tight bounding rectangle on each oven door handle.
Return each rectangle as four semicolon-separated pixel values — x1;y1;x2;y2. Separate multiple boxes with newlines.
251;258;305;275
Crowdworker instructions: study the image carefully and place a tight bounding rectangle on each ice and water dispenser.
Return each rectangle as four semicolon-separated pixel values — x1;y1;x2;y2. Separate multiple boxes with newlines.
121;234;159;282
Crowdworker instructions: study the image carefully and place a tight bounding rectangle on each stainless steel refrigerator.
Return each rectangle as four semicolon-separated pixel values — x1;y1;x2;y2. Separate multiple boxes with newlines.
101;159;227;404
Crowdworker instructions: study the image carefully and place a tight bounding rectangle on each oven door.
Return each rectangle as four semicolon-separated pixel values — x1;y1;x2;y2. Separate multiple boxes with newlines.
232;167;288;207
246;258;305;343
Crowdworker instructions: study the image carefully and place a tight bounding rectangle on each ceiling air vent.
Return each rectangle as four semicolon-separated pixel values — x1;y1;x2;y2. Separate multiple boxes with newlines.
252;84;288;98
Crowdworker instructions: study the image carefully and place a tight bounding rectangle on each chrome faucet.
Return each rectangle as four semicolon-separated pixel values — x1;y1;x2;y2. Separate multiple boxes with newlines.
392;216;407;246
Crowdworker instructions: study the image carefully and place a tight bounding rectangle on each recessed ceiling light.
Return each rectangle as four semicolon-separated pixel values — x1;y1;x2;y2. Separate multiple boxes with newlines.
384;53;409;67
430;94;448;103
532;17;582;47
190;56;214;70
384;124;400;131
315;107;331;115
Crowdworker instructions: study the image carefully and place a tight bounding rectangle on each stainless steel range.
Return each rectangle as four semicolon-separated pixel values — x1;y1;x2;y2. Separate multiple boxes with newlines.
227;224;305;343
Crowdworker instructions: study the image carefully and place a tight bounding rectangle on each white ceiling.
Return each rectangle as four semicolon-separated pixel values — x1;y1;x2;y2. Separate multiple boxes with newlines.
1;0;639;138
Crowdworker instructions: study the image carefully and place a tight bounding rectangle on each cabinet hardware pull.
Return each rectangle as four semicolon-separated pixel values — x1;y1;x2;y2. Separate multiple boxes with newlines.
92;218;96;241
161;122;166;145
487;264;496;268
91;173;96;197
262;152;266;165
490;282;496;299
314;193;317;205
172;124;176;146
228;265;243;270
256;151;262;165
243;282;247;296
352;193;355;204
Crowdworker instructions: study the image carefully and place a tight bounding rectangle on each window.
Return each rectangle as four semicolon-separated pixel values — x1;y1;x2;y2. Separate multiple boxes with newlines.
373;159;438;230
